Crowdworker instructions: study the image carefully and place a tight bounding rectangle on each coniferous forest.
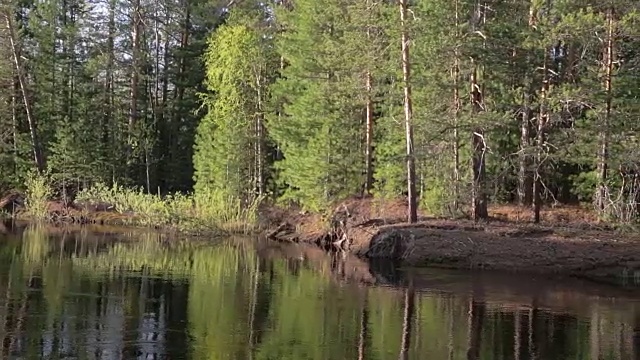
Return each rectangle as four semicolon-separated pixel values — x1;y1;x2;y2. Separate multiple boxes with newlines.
1;0;640;224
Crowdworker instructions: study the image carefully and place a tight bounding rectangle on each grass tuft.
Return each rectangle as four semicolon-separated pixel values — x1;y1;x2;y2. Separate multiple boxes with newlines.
75;183;262;233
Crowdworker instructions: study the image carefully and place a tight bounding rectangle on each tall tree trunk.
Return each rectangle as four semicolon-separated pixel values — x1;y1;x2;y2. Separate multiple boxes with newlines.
531;0;553;224
596;7;614;213
151;0;161;192
158;9;171;191
470;1;488;221
518;91;532;206
519;3;538;207
399;0;417;223
128;0;142;178
470;62;488;221
255;70;265;196
176;3;190;120
533;54;548;224
12;75;18;173
365;68;374;195
103;0;116;171
364;1;374;195
3;11;45;172
452;0;461;212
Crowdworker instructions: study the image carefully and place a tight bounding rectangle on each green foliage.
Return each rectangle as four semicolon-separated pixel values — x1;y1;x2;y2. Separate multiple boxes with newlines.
23;171;53;220
194;14;274;217
75;183;262;232
194;188;263;232
421;176;454;217
268;0;381;212
570;171;598;203
48;115;103;187
2;0;640;227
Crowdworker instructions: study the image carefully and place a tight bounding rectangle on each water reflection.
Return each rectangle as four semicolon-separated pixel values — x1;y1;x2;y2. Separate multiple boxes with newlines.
0;224;638;359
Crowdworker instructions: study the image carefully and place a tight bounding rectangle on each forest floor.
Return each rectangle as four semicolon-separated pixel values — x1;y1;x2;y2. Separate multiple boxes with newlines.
262;197;640;285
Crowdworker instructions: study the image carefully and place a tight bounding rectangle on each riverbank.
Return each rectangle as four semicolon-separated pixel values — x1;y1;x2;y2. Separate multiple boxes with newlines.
4;187;640;285
264;197;640;285
0;188;256;235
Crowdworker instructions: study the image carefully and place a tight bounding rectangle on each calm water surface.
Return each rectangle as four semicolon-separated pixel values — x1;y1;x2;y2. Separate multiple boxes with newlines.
0;224;639;360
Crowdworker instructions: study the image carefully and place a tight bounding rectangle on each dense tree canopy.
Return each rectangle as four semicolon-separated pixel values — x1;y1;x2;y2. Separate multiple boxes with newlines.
1;0;639;222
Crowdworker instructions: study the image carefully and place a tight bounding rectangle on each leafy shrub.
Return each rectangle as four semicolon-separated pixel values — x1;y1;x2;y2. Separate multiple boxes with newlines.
24;171;53;220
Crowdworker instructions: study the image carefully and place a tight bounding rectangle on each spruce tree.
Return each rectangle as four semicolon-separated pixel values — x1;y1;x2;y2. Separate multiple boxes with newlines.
269;0;368;211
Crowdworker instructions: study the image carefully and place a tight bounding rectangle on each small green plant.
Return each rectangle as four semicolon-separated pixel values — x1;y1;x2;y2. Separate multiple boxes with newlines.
24;171;53;221
194;188;263;232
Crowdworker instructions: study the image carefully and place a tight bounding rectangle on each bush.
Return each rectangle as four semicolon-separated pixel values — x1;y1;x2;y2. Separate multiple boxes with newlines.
421;176;457;217
24;171;53;220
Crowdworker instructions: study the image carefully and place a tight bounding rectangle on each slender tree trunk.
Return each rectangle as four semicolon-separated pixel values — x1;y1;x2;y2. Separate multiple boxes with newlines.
469;1;488;221
596;7;614;213
128;0;142;181
470;62;488;221
129;0;142;137
103;0;116;169
365;69;374;195
12;76;18;173
533;54;548;224
255;70;265;196
158;10;170;190
176;3;190;118
518;3;538;206
518;91;532;206
452;0;461;212
364;1;374;195
399;0;417;223
151;0;161;191
3;11;45;172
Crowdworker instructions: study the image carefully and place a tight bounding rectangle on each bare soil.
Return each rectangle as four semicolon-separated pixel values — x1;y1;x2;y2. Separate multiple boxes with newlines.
263;197;640;284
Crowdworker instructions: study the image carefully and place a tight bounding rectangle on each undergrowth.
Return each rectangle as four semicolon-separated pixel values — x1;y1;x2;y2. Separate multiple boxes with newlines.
75;183;262;233
18;172;262;233
24;171;53;221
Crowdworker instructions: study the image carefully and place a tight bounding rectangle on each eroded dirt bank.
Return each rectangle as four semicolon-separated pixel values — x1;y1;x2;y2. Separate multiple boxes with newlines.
263;198;640;284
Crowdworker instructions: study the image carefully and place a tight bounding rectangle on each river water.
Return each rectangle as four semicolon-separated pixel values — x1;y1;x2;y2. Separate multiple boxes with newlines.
0;224;638;359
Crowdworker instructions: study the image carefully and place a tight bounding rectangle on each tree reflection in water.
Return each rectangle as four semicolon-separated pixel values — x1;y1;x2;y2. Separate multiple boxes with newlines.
0;225;637;359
